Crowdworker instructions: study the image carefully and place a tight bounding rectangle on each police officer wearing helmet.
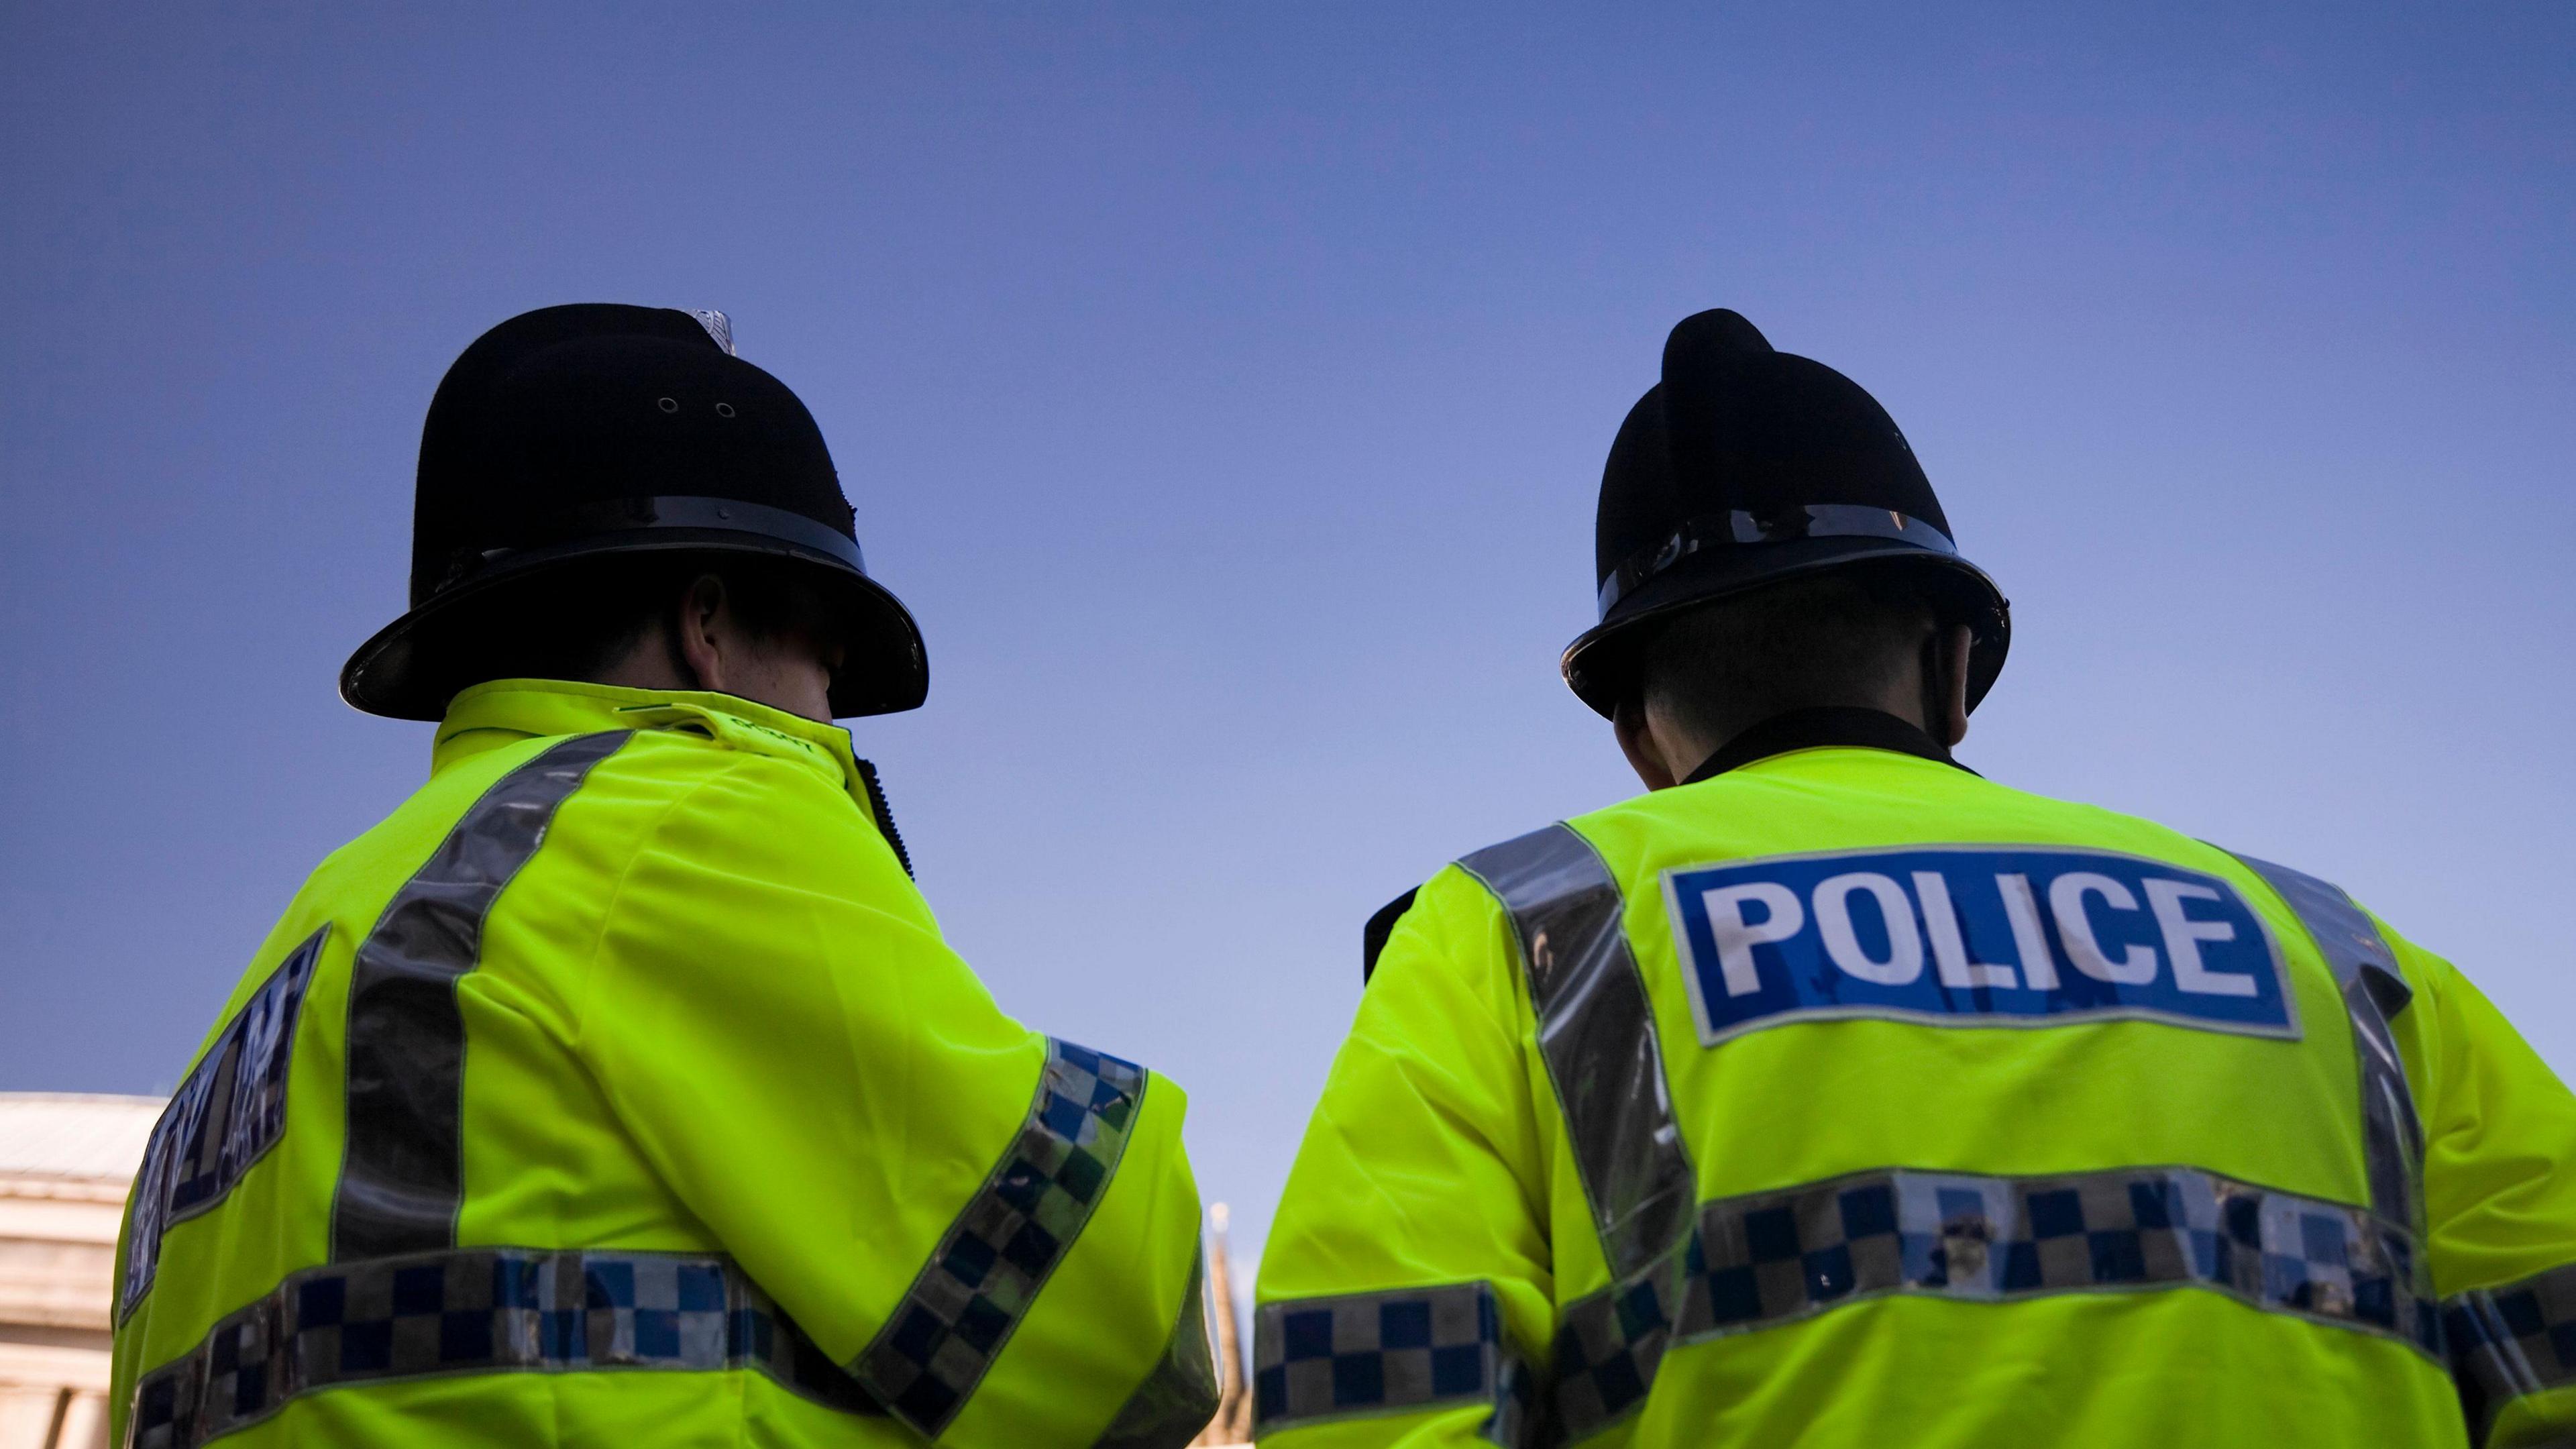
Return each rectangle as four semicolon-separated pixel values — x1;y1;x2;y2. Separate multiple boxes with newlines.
111;305;1219;1448
1256;310;2576;1446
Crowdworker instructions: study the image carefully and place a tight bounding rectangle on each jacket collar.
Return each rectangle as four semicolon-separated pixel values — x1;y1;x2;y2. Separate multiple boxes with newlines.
1682;706;1968;785
433;678;865;802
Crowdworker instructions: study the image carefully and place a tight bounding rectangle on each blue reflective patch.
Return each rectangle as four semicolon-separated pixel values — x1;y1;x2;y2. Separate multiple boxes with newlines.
121;925;326;1320
1663;848;2297;1046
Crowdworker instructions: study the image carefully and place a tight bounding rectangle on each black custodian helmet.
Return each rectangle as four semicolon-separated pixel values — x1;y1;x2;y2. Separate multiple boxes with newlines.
1561;309;2009;716
340;303;928;720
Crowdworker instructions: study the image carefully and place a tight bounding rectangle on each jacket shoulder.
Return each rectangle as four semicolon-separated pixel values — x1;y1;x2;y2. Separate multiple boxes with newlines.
1360;855;1523;988
597;727;918;916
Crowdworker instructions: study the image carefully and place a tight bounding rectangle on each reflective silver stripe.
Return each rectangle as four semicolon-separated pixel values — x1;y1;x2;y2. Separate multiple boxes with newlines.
331;732;630;1262
126;1246;879;1449
2447;1262;2576;1442
1250;1281;1535;1444
852;1038;1149;1437
2223;853;2428;1239
1548;1163;2442;1440
1091;1245;1222;1449
1457;824;1696;1281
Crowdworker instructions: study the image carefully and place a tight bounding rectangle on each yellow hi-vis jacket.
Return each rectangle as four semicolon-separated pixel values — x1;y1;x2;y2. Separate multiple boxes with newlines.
1254;720;2576;1448
109;680;1217;1449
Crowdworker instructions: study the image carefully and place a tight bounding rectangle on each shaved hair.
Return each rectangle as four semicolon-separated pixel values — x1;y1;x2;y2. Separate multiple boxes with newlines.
1635;567;1936;749
449;555;837;692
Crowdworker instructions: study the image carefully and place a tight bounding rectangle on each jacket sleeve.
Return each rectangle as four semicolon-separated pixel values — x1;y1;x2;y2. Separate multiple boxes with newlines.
2394;928;2576;1448
1253;867;1555;1446
576;751;1212;1446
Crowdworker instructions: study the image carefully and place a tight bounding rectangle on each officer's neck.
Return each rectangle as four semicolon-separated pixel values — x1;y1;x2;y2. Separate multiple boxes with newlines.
1619;626;1976;791
590;584;841;724
1678;706;1965;786
1625;696;1935;789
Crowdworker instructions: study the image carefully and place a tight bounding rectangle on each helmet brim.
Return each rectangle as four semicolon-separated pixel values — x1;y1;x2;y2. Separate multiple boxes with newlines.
1560;537;2009;720
339;529;928;721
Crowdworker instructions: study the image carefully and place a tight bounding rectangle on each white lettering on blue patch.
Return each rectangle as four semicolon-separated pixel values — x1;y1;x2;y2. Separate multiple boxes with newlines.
121;924;323;1320
1662;847;2298;1048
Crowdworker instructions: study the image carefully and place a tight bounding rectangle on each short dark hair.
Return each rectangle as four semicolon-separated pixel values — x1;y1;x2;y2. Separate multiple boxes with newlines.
1635;564;1935;747
445;554;837;691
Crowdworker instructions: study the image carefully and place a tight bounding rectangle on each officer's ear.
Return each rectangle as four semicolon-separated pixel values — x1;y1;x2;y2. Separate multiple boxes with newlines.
1615;696;1683;792
671;573;732;693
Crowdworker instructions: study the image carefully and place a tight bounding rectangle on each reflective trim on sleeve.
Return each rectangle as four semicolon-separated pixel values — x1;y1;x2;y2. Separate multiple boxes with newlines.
2224;851;2428;1238
331;731;631;1262
1547;1163;2443;1441
1250;1281;1536;1445
851;1038;1149;1438
2447;1262;2576;1444
1457;824;1697;1281
1091;1244;1222;1449
126;1246;879;1449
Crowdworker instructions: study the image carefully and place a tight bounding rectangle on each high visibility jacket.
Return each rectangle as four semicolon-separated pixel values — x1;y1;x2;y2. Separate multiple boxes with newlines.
109;680;1216;1449
1254;722;2576;1448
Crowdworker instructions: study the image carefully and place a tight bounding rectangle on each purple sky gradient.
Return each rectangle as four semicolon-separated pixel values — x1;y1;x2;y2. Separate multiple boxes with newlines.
5;4;2571;1265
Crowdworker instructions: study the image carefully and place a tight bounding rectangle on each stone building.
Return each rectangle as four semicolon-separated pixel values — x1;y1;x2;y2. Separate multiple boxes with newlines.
0;1093;159;1449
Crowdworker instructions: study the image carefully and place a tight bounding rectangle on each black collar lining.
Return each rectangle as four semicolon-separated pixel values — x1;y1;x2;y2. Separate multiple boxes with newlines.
1681;706;1970;785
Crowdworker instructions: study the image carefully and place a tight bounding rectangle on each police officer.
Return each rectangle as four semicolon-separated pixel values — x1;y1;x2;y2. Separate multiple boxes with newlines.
109;305;1218;1448
1253;310;2576;1446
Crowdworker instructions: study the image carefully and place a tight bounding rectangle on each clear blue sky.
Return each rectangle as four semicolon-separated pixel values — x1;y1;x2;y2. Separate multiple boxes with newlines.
5;5;2570;1271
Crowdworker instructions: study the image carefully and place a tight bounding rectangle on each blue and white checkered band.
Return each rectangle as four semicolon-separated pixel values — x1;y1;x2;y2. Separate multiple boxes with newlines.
1250;1281;1534;1444
125;1247;880;1449
851;1038;1149;1438
2446;1261;2576;1443
123;926;327;1320
1595;504;1958;616
1544;1164;2443;1441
